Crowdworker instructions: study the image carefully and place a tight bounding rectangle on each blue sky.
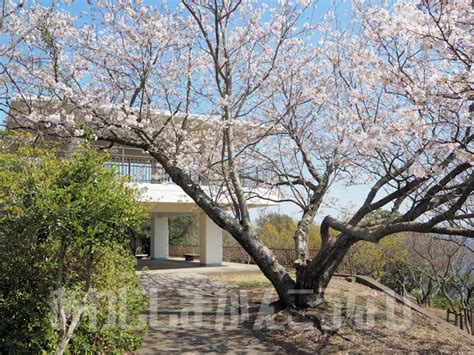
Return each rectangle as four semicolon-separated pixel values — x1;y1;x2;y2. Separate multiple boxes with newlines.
252;182;370;223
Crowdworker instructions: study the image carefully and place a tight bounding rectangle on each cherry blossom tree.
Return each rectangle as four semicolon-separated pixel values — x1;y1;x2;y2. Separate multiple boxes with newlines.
1;0;472;309
256;0;473;306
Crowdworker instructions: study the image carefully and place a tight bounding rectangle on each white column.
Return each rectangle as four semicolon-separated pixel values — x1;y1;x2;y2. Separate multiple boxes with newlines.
199;213;222;266
150;214;169;259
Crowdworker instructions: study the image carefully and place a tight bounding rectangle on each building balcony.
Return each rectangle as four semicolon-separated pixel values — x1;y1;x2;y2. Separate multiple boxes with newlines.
103;155;279;212
104;156;274;189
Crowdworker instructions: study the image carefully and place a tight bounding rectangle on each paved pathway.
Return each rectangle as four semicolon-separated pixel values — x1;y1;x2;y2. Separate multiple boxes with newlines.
137;273;281;353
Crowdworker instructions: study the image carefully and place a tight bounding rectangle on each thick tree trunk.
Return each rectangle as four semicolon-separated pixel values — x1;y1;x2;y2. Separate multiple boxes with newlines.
237;229;297;306
295;234;355;307
293;188;326;266
294;207;317;265
294;215;310;263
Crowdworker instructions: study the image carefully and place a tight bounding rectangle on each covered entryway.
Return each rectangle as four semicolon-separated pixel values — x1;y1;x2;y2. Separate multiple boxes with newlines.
128;174;277;268
148;211;223;266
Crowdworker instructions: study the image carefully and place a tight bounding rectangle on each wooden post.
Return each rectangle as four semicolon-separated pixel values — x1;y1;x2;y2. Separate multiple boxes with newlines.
471;310;473;335
349;251;353;276
463;308;471;334
470;310;474;335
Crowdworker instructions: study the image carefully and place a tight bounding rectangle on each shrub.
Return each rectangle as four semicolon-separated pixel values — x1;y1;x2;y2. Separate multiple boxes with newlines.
0;133;147;353
69;248;148;353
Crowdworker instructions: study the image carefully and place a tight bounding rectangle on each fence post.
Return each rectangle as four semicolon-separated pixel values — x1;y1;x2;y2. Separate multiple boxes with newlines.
470;309;473;335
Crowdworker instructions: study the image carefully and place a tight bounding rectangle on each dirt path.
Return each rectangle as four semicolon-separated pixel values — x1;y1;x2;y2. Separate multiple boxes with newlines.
137;273;281;353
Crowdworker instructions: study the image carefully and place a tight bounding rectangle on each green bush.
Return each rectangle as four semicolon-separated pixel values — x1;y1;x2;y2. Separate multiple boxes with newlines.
69;248;148;353
431;296;460;311
0;133;147;353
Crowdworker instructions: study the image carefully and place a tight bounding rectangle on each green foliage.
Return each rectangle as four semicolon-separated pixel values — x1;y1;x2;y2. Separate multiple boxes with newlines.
431;296;460;311
169;215;198;245
129;216;151;255
256;213;297;249
70;248;148;353
380;260;417;296
339;209;408;278
255;213;322;250
129;214;199;252
341;234;408;279
0;135;59;352
0;133;147;353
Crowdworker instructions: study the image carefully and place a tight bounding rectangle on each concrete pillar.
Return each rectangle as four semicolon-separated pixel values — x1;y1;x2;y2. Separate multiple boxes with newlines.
150;214;169;259
199;213;222;266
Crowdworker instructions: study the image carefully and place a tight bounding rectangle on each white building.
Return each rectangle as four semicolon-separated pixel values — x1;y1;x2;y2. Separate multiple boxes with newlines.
101;143;277;266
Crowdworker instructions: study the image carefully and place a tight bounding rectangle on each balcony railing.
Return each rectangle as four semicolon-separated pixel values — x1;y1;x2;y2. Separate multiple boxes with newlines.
105;157;276;187
105;157;173;184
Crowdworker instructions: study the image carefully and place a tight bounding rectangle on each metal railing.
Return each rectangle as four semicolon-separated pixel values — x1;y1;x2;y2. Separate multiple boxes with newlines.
105;156;278;187
104;157;173;184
